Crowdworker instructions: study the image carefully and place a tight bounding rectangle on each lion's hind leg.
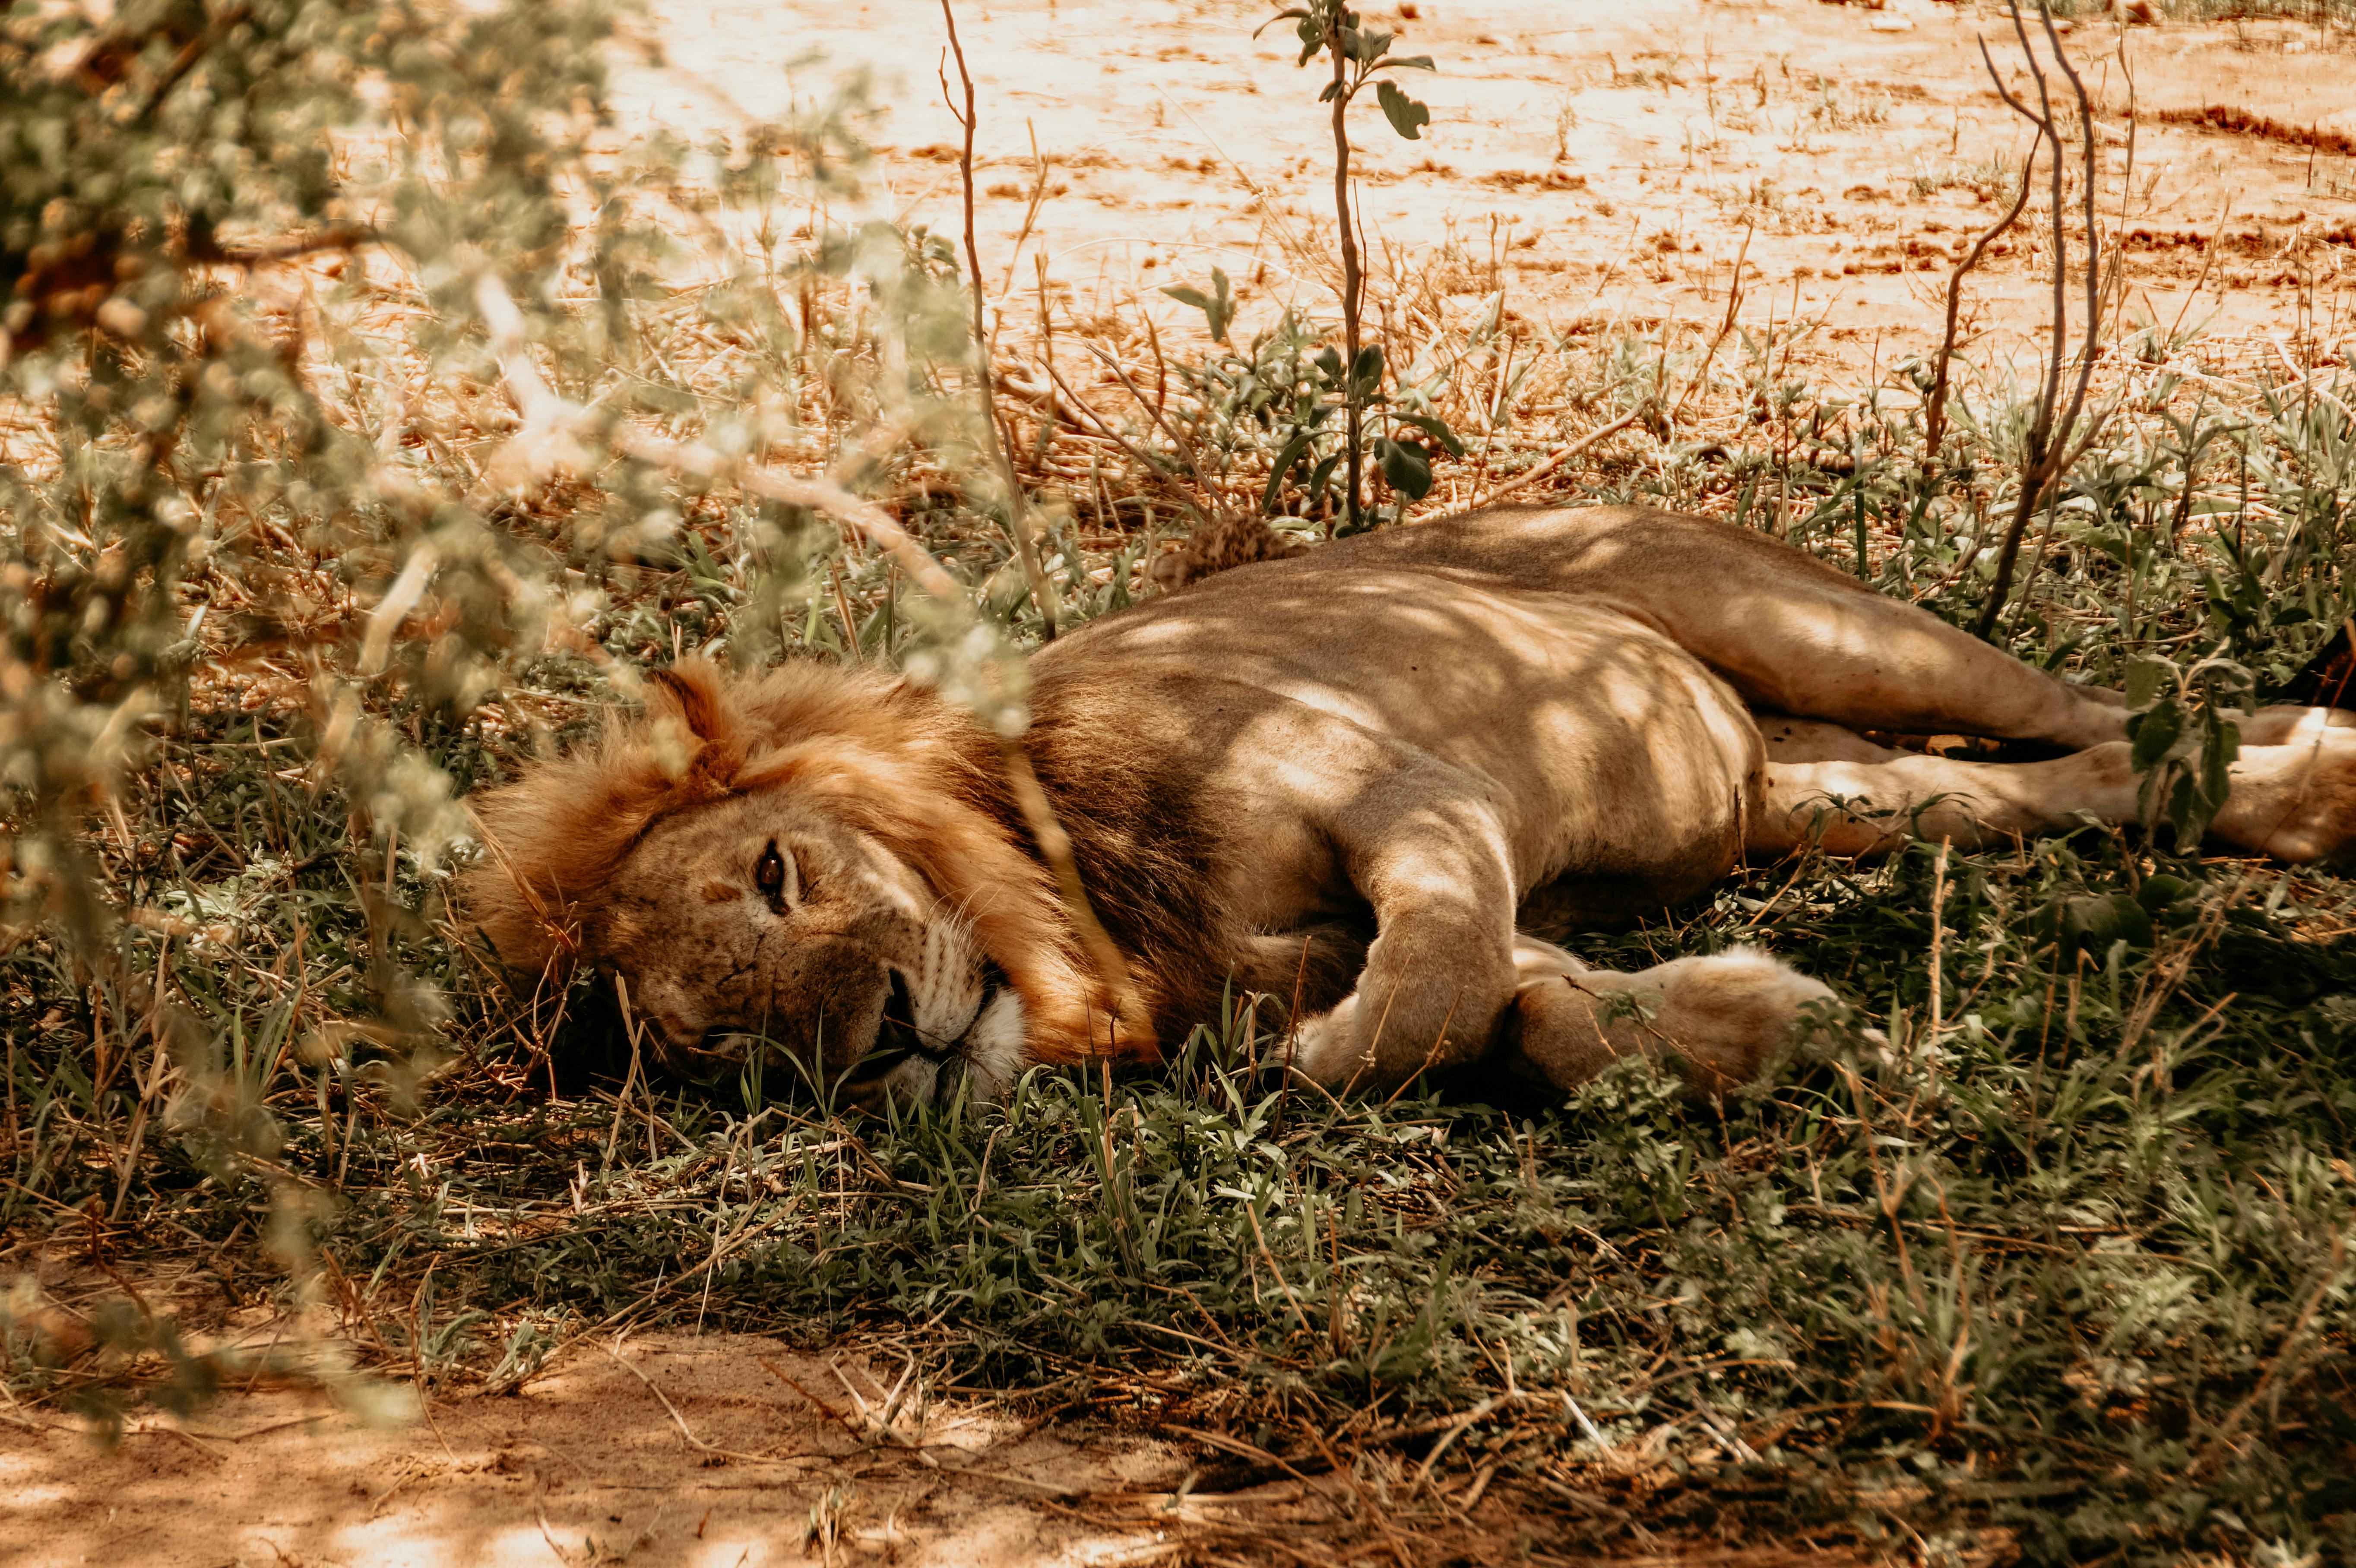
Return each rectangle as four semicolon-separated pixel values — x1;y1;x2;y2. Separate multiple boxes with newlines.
1753;720;2142;857
1500;939;1833;1097
1755;717;2356;863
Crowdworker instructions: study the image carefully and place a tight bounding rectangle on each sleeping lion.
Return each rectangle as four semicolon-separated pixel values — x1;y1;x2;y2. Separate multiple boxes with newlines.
465;505;2356;1106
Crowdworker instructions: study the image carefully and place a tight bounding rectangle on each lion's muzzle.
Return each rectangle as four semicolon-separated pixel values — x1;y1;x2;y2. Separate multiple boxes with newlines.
841;966;1028;1111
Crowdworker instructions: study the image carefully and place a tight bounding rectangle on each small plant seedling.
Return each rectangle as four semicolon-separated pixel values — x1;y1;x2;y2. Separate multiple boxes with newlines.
1161;266;1236;344
1260;1;1438;532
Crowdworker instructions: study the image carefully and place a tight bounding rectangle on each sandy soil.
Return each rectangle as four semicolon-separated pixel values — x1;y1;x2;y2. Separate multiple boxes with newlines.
3;1324;1876;1566
616;0;2355;377
4;1333;1212;1567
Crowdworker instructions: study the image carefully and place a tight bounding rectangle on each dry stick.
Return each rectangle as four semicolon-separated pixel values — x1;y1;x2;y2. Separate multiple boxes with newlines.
2164;194;2236;348
109;933;174;1221
1973;0;2108;641
995;121;1053;301
1923;136;2042;462
1039;359;1187;493
1034;253;1057;471
1461;325;1519;505
827;565;862;662
2102;40;2140;347
1472;409;1644;510
2164;381;2220;547
1926;839;1950;1050
1081;342;1235;524
2195;1227;2348;1475
939;0;1061;642
604;974;650;1168
1244;1196;1315;1339
606;1343;801;1466
1669;220;1753;424
2001;490;2069;644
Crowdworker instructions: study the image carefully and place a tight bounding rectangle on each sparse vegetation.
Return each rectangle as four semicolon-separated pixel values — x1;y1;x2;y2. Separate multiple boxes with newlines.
3;0;2355;1564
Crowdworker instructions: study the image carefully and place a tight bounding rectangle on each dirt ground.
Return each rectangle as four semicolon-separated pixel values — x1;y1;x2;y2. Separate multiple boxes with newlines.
9;3;2356;1565
2;1325;1881;1568
5;1333;1211;1567
614;0;2354;378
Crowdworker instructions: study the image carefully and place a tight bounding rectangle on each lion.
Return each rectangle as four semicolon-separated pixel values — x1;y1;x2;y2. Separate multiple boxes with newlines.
464;505;2356;1107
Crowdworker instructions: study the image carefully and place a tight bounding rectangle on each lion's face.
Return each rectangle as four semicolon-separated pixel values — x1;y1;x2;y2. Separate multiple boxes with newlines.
584;790;1025;1103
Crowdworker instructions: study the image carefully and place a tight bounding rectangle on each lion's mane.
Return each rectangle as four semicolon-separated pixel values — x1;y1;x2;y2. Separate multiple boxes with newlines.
462;656;1261;1062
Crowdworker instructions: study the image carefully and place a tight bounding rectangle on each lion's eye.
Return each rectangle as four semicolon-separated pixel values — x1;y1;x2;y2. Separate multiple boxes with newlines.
754;841;792;904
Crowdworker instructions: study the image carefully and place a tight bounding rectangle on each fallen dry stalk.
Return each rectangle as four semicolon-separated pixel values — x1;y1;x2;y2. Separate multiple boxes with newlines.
1669;219;1752;424
1472;409;1643;510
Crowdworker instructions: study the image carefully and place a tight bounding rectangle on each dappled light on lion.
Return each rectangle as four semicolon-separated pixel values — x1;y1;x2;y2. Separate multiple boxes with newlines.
466;505;2356;1109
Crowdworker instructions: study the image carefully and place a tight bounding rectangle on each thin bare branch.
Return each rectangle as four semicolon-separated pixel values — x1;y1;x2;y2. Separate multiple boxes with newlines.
1972;0;2108;641
939;0;1063;641
1924;133;2040;461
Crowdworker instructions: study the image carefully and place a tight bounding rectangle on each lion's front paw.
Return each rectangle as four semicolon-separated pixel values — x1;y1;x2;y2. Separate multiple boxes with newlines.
1286;994;1371;1091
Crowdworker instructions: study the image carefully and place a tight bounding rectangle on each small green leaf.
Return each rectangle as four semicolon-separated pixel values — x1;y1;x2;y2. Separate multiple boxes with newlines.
1375;436;1432;500
2040;893;2155;955
1395;411;1464;458
1159;267;1234;342
2124;656;2170;709
1376;79;1431;140
1305;452;1342;510
1263;429;1317;512
2128;702;2184;773
1348;343;1384;398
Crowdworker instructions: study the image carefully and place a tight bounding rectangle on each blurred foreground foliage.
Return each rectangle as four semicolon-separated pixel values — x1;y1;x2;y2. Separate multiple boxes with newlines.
1;1;2354;1564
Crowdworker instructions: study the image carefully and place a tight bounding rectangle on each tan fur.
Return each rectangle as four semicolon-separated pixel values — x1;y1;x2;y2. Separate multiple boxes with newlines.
1150;512;1309;592
466;506;2356;1103
467;660;1117;1077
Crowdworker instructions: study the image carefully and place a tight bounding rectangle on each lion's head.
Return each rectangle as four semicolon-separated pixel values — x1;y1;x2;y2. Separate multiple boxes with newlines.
462;659;1108;1103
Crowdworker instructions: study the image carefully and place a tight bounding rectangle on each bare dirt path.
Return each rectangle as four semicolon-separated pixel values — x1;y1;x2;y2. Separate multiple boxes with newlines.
4;1325;1881;1565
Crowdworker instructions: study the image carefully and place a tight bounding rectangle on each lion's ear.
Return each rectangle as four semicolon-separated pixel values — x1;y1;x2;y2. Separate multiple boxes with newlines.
646;657;747;798
647;658;729;743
